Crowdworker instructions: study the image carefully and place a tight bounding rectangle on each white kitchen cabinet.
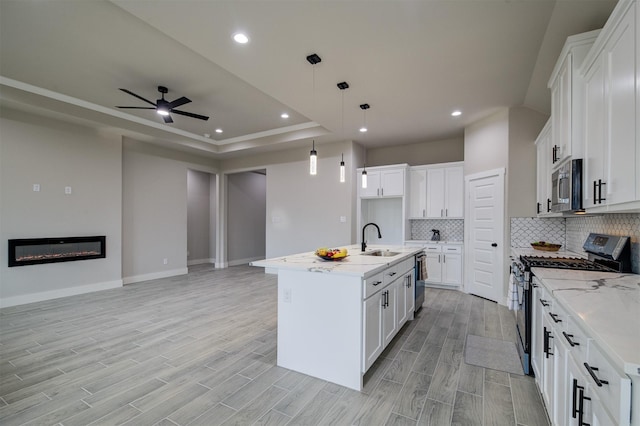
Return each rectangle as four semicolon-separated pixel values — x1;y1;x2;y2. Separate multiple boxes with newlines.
423;244;462;288
425;163;464;218
397;269;415;327
541;312;556;417
358;165;407;198
535;119;553;216
382;282;398;347
582;1;639;211
408;167;427;218
531;280;544;381
548;30;600;167
363;291;383;371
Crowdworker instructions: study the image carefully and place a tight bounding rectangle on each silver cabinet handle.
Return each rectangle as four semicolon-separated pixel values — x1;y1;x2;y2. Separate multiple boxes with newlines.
445;208;448;217
423;209;425;217
381;188;384;196
443;254;446;263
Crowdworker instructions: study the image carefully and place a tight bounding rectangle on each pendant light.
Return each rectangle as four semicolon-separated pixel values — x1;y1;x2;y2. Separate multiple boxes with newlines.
337;81;349;183
362;164;368;188
310;140;317;175
307;53;321;176
359;103;370;132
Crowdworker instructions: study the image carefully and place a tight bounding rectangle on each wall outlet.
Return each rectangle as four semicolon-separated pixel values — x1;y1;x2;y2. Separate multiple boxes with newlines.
163;258;168;265
340;216;347;223
283;288;292;303
64;186;72;195
32;184;40;192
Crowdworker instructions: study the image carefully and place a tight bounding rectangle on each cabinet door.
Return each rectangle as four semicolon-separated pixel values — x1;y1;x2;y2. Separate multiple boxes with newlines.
424;252;442;284
363;293;383;372
426;168;445;218
360;170;381;198
382;285;397;346
584;57;607;208
567;355;591;426
405;270;415;319
442;253;462;286
397;271;414;327
531;284;544;381
605;6;637;205
409;169;427;218
542;313;555;417
381;169;404;197
552;53;573;166
536;122;552;215
553;328;569;426
444;167;464;218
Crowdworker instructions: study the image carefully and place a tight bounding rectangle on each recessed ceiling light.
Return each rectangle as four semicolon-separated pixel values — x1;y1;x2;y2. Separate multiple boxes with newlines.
233;33;249;44
215;128;223;133
281;113;289;119
359;127;368;133
451;110;462;117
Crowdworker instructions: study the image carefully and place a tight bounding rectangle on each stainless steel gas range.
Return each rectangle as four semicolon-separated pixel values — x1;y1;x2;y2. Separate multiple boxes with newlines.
510;233;631;376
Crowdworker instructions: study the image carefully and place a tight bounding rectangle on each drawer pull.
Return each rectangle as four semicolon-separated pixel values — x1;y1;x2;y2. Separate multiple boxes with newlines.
372;280;382;286
543;327;553;358
539;298;549;307
387;272;397;277
562;332;579;347
549;312;562;323
578;387;591;426
572;379;582;419
584;363;609;387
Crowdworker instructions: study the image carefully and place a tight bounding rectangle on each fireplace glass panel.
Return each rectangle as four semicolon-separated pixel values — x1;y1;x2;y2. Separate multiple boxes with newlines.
8;236;106;267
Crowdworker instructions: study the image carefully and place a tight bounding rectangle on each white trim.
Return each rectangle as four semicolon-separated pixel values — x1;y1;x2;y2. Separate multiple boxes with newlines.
215;262;228;269
187;258;215;266
227;256;264;267
122;268;188;285
464;167;506;183
0;279;123;308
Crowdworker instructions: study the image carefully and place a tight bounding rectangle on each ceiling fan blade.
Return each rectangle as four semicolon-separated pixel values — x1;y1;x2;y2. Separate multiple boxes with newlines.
115;106;156;109
171;109;210;121
162;114;174;124
119;88;157;107
168;96;191;109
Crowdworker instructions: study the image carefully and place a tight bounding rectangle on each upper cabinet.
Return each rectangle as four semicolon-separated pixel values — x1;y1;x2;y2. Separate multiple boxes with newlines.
581;0;639;211
548;30;600;167
358;165;406;198
408;168;427;218
535;119;553;216
426;163;464;219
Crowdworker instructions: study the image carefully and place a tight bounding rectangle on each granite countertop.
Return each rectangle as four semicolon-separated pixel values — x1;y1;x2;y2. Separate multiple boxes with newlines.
405;240;463;245
251;244;423;278
531;267;640;377
511;247;585;259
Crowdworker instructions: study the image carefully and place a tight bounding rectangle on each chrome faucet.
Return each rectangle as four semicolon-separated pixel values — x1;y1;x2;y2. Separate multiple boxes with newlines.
361;223;382;252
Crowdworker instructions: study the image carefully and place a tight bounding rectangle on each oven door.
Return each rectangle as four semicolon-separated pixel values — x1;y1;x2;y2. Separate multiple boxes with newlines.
512;262;532;375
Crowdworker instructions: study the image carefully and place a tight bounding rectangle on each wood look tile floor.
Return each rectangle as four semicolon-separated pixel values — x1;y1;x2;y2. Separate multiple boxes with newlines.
0;265;550;425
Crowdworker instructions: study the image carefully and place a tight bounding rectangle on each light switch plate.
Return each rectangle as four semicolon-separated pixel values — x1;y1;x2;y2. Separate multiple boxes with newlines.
340;216;346;223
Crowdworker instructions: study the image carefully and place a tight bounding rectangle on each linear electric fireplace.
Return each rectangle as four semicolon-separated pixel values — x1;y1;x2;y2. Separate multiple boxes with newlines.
8;236;106;267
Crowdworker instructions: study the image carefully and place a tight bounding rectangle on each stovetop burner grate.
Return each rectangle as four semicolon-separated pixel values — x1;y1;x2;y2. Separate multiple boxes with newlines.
520;256;617;272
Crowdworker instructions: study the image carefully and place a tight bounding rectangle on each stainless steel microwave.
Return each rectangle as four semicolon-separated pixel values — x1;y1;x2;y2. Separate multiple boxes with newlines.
551;159;582;213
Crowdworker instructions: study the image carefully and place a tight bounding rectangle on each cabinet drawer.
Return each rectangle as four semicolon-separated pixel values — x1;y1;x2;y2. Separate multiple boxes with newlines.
536;285;553;313
383;264;402;286
442;245;462;254
395;258;415;275
364;272;385;299
423;245;441;253
585;340;631;425
564;316;589;362
547;299;568;331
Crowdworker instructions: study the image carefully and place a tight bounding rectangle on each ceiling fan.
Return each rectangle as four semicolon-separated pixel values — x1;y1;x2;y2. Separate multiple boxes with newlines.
116;86;209;123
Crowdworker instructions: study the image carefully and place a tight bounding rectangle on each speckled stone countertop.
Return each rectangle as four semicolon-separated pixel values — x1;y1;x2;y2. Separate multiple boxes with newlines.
532;267;640;377
251;245;423;278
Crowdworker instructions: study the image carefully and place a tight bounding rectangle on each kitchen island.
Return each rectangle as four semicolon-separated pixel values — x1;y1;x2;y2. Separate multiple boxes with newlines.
251;244;423;391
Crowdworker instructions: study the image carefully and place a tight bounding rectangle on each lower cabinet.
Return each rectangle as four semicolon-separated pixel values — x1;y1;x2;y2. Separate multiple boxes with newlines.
532;273;631;426
423;244;463;288
362;259;415;372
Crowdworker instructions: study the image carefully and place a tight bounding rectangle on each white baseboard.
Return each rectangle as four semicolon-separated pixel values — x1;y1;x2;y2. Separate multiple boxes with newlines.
187;258;215;266
122;268;188;285
227;256;264;267
0;279;123;308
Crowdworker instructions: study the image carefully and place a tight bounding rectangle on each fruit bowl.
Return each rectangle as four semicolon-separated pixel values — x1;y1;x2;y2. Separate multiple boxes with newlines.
315;247;348;261
531;241;562;252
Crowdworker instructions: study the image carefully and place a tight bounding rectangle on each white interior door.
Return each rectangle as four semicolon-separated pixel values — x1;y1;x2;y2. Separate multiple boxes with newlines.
464;169;505;303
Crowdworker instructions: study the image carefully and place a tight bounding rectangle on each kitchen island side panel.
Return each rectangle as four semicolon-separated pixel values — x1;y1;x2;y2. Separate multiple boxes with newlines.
276;269;364;390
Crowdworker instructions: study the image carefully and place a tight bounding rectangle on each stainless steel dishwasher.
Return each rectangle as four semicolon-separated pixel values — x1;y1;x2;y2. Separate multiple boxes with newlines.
414;251;426;312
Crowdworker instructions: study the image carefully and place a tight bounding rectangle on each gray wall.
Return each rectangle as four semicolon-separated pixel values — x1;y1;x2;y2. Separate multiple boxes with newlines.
227;171;266;265
464;109;509;176
507;107;548;218
187;169;213;265
0;111;123;307
366;137;464;167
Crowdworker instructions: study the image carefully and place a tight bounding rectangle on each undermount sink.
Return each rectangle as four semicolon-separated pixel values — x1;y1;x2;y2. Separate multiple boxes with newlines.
363;250;400;257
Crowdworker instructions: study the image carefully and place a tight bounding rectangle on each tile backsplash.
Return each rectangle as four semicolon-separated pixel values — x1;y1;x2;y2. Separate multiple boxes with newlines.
510;213;640;274
410;219;464;241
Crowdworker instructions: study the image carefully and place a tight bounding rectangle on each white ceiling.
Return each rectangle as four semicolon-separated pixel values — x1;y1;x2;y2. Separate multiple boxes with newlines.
0;0;617;159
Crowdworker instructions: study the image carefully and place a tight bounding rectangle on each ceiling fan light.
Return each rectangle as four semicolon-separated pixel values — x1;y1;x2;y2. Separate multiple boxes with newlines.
359;127;367;133
233;33;249;44
157;108;170;116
